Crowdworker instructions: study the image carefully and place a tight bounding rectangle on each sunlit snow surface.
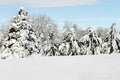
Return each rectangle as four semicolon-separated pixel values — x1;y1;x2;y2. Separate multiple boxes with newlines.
0;54;120;80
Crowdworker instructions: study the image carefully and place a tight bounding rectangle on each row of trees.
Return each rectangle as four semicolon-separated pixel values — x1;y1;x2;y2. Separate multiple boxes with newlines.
0;7;120;59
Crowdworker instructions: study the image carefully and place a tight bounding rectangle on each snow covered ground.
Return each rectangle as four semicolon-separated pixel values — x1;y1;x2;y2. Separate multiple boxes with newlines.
0;54;120;80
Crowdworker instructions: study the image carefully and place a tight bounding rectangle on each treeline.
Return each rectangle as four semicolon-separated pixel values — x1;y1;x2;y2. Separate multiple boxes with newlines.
0;7;120;59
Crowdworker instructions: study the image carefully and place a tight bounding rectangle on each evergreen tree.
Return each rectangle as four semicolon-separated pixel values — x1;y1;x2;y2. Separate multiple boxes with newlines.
62;27;80;55
108;23;120;54
80;27;102;55
0;7;39;59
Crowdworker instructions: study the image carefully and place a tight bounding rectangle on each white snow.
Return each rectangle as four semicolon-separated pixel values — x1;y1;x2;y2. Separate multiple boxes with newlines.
0;55;120;80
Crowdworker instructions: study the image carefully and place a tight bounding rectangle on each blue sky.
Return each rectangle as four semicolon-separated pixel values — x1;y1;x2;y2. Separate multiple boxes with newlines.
0;0;120;31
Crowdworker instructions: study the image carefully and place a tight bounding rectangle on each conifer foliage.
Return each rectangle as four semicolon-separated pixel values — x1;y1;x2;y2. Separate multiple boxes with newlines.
0;7;120;59
0;7;39;59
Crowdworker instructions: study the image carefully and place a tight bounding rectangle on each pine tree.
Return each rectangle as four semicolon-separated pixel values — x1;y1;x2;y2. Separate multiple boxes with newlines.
108;23;119;54
80;27;102;55
0;7;39;59
62;27;80;55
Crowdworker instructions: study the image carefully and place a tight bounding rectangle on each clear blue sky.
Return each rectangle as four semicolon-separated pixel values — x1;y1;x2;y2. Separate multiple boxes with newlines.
0;0;120;31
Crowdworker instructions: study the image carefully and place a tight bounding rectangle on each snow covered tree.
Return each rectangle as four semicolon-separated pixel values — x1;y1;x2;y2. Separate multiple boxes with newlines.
0;25;10;43
0;7;39;59
105;23;120;54
61;27;81;55
43;25;60;56
80;27;102;55
31;14;60;56
31;14;57;41
96;27;109;40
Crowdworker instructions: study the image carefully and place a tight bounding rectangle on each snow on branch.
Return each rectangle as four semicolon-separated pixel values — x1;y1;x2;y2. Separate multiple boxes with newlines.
0;7;120;59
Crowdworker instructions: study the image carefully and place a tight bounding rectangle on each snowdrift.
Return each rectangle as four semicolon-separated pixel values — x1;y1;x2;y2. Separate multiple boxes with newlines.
0;54;120;80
